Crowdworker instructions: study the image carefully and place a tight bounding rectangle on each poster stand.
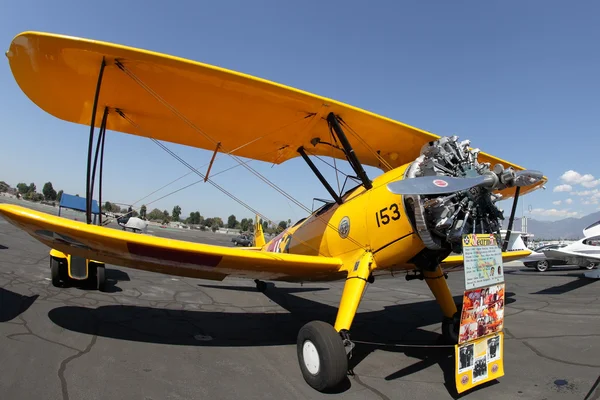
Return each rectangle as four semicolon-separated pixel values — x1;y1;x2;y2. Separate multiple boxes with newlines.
455;233;506;393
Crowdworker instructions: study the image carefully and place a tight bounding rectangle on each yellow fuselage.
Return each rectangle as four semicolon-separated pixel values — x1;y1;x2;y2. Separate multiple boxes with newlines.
262;163;426;275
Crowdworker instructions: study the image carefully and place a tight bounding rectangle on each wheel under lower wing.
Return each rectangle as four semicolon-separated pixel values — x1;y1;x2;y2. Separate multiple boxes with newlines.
96;265;106;291
50;257;62;287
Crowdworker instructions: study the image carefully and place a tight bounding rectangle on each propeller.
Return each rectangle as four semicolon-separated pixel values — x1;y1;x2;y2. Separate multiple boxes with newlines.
386;169;544;196
387;175;492;195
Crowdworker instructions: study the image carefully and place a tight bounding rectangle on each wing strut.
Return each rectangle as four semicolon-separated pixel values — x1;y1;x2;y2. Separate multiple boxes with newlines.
204;142;221;182
326;113;372;190
89;107;109;226
85;57;106;224
298;147;342;204
502;186;521;252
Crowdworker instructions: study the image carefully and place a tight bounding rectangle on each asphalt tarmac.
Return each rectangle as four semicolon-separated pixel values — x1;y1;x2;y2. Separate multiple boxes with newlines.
0;202;599;400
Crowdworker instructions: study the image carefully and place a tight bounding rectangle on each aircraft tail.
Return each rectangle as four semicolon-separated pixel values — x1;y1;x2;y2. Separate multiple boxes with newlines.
254;215;266;247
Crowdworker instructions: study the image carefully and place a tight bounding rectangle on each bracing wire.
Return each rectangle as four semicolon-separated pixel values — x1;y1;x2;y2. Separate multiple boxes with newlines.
117;111;331;256
117;110;270;223
304;149;350;179
115;62;368;251
338;118;395;172
130;116;305;207
141;148;281;209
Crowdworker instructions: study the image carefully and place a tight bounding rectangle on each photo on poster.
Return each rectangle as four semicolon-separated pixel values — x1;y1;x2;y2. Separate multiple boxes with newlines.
472;356;488;383
487;335;501;362
459;284;505;344
462;234;505;290
458;343;474;373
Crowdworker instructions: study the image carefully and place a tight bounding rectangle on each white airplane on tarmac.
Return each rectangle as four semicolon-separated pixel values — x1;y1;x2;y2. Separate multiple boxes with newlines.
545;220;600;278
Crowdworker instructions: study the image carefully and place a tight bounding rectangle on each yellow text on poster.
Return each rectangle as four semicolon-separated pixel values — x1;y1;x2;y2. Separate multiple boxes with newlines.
455;332;504;394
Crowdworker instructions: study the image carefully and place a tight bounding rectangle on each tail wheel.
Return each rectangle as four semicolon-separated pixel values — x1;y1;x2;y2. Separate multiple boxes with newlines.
297;321;348;392
535;260;549;272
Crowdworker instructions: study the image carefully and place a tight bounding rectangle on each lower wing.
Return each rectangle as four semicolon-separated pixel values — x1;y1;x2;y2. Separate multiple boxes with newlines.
441;250;532;269
0;204;344;282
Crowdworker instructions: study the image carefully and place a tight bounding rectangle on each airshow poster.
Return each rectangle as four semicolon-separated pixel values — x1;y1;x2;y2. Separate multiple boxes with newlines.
455;332;504;393
462;233;505;290
459;283;505;344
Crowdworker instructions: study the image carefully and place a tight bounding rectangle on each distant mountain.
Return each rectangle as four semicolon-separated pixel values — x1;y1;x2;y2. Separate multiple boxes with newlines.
501;211;600;240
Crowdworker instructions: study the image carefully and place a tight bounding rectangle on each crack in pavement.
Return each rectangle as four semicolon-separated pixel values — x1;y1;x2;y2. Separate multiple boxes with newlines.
58;334;98;400
522;341;600;368
584;375;600;400
510;333;600;340
352;373;392;400
5;314;82;353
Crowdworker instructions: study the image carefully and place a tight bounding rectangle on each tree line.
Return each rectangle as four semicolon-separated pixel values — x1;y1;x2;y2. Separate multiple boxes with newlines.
131;203;292;234
1;181;293;235
1;181;63;204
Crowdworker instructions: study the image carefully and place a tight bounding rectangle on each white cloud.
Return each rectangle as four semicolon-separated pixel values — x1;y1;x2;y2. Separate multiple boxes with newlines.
530;208;580;218
560;170;596;185
559;170;600;188
552;200;562;205
582;198;599;205
582;180;600;188
565;198;573;204
571;189;599;196
553;184;572;192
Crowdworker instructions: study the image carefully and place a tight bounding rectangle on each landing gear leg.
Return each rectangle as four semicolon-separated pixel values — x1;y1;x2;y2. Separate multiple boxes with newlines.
423;265;460;344
297;252;373;392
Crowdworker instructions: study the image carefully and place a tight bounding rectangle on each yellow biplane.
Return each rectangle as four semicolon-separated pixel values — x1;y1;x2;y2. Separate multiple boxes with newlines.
0;31;545;392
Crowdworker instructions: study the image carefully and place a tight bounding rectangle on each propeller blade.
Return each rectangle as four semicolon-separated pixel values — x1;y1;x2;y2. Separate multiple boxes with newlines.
513;170;544;187
387;175;490;195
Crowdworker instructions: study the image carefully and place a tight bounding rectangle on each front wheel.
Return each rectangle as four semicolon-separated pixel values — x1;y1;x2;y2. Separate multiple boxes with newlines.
442;310;460;344
582;262;596;270
297;321;348;392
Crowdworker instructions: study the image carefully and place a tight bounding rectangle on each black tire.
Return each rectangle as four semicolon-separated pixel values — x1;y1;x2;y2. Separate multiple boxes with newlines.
535;260;550;272
96;265;106;291
442;310;461;344
296;321;347;392
50;257;61;287
582;262;596;270
255;279;267;292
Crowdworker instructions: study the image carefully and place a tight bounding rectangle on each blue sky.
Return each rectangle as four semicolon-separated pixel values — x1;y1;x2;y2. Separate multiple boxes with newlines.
1;1;599;223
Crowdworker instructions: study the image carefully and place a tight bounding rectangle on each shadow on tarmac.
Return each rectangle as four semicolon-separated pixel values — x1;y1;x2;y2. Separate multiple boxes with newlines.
47;282;517;397
0;287;38;322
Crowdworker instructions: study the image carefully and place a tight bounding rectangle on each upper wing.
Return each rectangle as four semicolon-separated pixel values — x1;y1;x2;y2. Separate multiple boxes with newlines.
0;204;344;282
441;250;532;269
6;31;545;198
